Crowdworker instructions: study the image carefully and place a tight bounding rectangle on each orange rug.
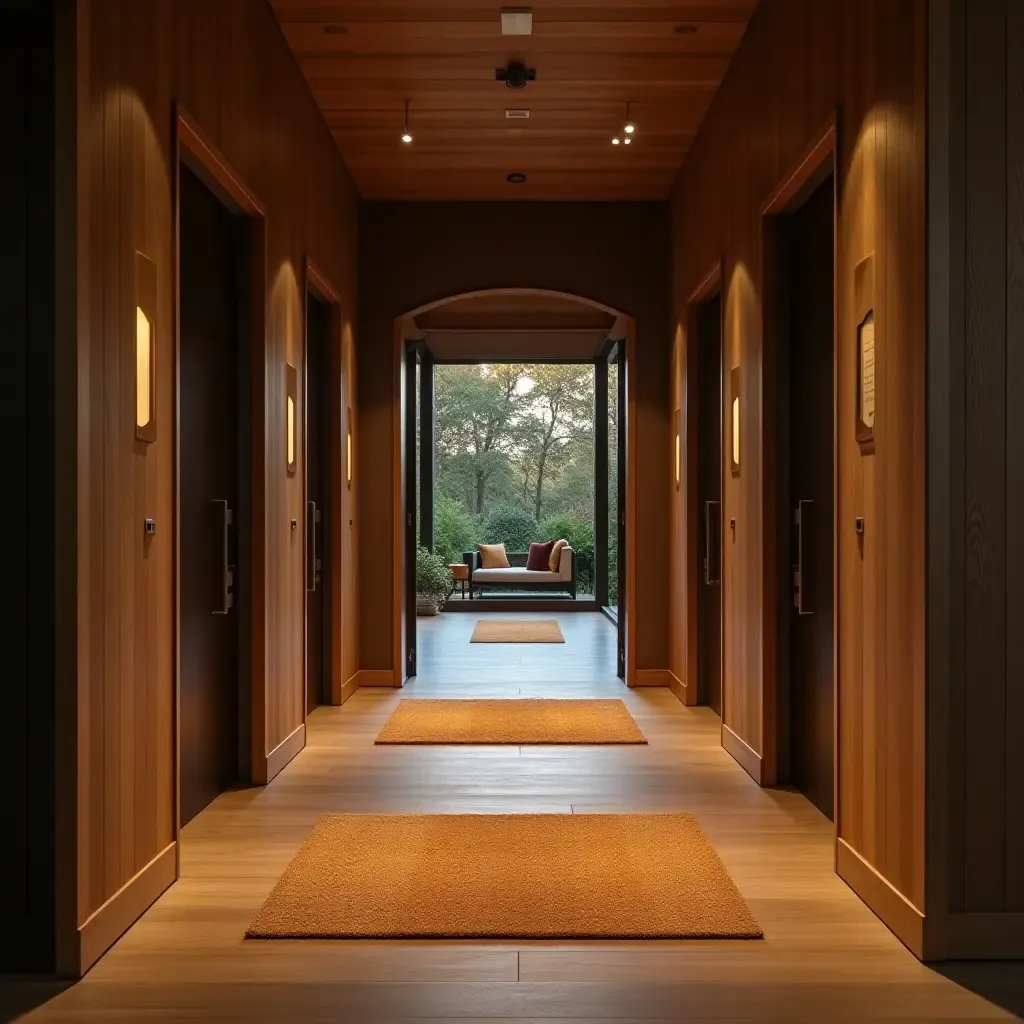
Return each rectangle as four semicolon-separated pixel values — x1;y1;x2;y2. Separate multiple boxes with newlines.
246;813;762;940
469;619;564;643
375;699;646;745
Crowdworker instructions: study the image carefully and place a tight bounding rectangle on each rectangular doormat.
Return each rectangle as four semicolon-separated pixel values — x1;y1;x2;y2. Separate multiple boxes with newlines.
470;619;564;643
375;699;647;745
245;813;762;940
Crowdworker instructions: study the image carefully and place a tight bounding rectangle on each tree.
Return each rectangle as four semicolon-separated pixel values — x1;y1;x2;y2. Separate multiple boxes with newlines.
516;364;594;521
435;364;528;514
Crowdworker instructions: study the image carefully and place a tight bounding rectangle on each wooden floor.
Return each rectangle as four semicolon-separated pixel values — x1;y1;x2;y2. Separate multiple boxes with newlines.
10;613;1022;1021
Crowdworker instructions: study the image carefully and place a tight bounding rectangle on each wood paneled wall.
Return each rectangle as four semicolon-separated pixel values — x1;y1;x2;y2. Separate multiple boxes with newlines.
62;0;358;975
669;0;927;952
357;202;670;677
927;0;1024;959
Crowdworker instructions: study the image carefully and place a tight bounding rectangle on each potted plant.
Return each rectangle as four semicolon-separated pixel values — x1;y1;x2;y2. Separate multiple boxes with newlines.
416;547;453;615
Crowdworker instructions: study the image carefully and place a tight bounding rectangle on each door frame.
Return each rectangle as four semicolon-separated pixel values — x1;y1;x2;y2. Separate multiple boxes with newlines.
759;114;838;801
390;289;638;686
681;259;724;711
303;258;346;708
173;107;270;824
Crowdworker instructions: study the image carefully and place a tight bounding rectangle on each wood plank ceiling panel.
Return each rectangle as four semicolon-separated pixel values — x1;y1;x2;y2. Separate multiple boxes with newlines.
269;0;758;199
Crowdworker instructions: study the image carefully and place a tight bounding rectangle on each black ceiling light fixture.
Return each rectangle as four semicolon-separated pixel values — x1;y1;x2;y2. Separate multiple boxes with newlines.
495;61;536;89
507;172;527;183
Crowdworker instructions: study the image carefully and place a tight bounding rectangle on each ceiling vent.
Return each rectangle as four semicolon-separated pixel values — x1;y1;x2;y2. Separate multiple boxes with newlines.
505;108;531;119
500;8;533;36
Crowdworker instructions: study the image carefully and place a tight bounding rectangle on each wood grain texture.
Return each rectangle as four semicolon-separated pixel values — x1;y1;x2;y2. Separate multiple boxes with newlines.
69;0;358;975
9;615;1013;1020
269;0;758;200
926;0;1024;953
359;202;670;678
669;0;927;933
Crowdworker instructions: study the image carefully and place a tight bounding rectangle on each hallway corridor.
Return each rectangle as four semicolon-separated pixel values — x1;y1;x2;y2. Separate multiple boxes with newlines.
15;614;1012;1021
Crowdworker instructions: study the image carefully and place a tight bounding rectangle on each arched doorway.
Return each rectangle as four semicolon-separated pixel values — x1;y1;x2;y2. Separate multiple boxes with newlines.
391;288;638;687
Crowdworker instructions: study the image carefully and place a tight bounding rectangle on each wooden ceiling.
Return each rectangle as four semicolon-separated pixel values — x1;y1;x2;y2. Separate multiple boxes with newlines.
269;1;759;200
409;290;618;360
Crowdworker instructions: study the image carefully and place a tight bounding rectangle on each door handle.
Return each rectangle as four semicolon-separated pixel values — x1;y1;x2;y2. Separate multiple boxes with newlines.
793;498;813;616
212;499;234;615
306;500;323;592
704;500;720;584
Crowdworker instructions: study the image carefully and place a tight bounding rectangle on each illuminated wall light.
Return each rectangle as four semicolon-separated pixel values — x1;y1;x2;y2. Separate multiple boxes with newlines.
730;366;741;476
135;251;157;443
674;432;681;488
286;363;297;476
346;407;353;488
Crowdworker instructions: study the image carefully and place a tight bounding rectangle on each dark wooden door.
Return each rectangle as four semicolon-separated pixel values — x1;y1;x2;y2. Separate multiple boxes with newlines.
305;293;330;713
179;165;241;826
788;175;835;821
697;293;723;716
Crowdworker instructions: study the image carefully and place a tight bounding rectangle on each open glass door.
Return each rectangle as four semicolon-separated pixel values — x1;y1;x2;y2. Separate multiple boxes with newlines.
603;342;626;681
404;342;419;679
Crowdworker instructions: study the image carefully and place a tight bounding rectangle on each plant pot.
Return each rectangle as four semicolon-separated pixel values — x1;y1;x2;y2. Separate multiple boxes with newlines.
416;594;440;616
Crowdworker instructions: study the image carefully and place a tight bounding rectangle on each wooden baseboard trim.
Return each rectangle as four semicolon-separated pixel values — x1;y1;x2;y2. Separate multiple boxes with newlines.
339;673;359;705
263;722;306;784
354;668;397;687
837;838;925;959
926;911;1024;960
666;669;689;705
75;841;176;977
722;724;763;784
632;668;672;687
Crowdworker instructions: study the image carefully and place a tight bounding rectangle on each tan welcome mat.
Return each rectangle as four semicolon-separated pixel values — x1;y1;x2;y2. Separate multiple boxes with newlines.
245;813;762;940
470;619;564;643
375;699;647;745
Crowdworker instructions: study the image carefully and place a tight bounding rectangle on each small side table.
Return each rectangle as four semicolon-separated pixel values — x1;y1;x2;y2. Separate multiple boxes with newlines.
449;562;469;598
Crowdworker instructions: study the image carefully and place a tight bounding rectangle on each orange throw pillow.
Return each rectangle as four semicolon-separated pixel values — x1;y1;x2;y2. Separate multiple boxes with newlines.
478;543;510;569
549;538;568;572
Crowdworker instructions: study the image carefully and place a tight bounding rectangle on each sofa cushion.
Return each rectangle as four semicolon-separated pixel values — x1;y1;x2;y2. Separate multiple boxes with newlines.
527;540;555;571
477;542;510;569
549;538;568;572
473;567;562;584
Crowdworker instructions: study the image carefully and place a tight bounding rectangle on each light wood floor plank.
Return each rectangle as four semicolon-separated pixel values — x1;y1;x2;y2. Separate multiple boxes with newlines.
9;613;1018;1021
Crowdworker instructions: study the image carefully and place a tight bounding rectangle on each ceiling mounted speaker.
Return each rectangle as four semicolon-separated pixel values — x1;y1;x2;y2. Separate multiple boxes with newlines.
495;62;536;89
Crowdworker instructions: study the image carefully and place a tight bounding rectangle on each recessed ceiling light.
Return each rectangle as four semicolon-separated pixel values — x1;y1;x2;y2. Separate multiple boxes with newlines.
675;24;698;34
612;137;620;145
501;7;533;35
623;137;632;145
507;172;527;183
505;108;531;119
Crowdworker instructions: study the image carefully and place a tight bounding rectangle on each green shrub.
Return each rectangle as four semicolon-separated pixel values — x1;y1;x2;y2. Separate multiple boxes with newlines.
482;504;539;552
416;547;453;604
540;512;595;596
434;495;479;565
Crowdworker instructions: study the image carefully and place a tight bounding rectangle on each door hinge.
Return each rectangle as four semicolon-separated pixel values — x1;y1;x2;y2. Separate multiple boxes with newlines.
408;647;415;663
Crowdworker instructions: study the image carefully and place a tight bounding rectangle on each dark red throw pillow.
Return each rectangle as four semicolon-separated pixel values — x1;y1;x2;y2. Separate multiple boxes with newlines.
527;540;556;571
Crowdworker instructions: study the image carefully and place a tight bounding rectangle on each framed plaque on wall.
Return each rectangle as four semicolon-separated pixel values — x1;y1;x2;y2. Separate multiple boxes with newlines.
854;253;875;454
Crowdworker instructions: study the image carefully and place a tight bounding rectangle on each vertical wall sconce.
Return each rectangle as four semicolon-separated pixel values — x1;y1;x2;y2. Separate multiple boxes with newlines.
135;252;157;443
286;363;297;476
673;407;681;488
346;407;353;488
729;365;741;476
